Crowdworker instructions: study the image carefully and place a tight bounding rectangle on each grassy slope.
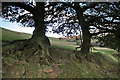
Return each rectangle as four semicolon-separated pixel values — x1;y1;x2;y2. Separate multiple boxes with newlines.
1;27;76;50
0;27;31;41
2;28;119;78
49;37;76;50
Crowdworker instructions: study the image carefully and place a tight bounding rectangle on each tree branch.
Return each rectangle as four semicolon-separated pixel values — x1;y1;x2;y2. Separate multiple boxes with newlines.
91;30;112;36
90;24;115;36
2;2;35;14
82;2;99;12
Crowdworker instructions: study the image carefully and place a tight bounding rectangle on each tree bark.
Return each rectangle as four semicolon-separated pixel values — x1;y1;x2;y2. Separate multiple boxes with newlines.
30;2;52;63
75;6;91;55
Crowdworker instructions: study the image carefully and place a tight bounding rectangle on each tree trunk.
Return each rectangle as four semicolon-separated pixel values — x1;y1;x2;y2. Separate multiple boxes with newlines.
75;6;91;56
30;2;52;63
2;2;53;63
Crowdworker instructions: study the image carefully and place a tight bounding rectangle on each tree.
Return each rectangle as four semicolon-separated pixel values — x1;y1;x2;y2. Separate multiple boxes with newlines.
2;2;53;63
46;2;99;57
73;2;120;58
46;2;100;57
3;2;120;62
46;2;120;58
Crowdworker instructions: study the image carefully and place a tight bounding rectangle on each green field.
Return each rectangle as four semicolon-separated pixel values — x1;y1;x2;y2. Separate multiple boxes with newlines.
1;27;119;78
0;27;31;41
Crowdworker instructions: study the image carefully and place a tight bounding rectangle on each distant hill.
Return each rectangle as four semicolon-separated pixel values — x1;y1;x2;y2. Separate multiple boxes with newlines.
0;27;76;50
0;27;32;41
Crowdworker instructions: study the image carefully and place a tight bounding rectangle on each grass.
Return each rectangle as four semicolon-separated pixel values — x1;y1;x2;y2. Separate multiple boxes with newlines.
1;28;119;78
92;48;118;62
0;27;31;41
49;37;76;50
58;61;105;78
2;53;118;78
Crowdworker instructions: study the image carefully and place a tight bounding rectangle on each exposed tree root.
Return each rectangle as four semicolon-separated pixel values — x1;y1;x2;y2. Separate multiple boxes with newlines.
74;50;93;63
74;44;99;62
2;39;54;65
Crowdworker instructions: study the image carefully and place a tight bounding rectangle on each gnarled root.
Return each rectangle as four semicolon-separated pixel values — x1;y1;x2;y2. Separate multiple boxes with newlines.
2;39;54;64
39;49;54;65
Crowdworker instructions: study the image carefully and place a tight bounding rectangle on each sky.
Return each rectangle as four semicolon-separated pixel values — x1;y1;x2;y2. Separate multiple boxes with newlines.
0;17;63;38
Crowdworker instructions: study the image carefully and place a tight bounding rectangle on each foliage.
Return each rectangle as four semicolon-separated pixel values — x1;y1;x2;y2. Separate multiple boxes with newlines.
2;2;120;39
46;2;120;37
45;3;81;37
2;2;35;27
97;33;120;52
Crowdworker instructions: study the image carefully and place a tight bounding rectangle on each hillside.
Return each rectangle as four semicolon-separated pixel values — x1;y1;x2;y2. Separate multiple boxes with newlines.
1;28;119;78
1;27;76;50
0;27;31;41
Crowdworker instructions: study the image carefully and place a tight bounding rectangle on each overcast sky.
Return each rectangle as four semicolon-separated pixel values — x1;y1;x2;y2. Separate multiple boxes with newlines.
0;17;63;38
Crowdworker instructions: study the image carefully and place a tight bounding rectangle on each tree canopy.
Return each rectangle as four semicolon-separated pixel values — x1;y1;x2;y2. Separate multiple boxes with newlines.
45;2;120;55
2;1;120;61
